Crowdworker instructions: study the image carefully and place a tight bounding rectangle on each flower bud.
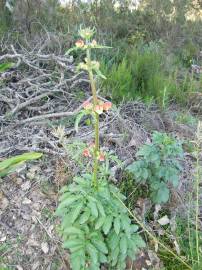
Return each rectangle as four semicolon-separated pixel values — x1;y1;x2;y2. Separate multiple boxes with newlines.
83;100;93;110
75;39;85;48
83;148;91;158
103;102;112;111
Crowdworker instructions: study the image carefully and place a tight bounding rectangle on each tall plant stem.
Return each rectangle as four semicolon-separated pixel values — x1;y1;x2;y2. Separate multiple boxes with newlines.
86;48;99;189
195;123;201;266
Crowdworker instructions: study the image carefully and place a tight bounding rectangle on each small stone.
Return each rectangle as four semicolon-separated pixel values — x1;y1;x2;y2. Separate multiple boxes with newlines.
0;235;7;242
21;181;31;191
41;242;49;254
22;198;32;205
158;215;170;226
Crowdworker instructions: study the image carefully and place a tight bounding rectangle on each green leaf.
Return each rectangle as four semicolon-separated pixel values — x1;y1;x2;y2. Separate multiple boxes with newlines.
102;215;113;235
131;234;146;248
63;239;84;250
130;224;139;233
65;47;78;55
71;202;83;223
0;62;14;72
121;214;131;235
99;253;108;263
95;216;106;230
56;195;82;212
120;236;127;255
114;216;121;235
63;226;83;235
86;242;98;264
0;152;43;177
111;246;120;266
109;232;119;250
170;174;179;187
153;184;170;204
91;238;108;254
96;200;106;216
71;254;82;270
75;111;87;133
88;201;98;218
79;209;91;224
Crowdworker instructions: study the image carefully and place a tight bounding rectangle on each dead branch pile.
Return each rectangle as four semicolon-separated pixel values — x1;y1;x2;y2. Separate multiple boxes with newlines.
0;43;90;157
0;43;196;164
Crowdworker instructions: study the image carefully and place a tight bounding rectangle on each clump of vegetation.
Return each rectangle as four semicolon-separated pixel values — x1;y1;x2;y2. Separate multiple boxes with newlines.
127;132;184;204
56;28;145;270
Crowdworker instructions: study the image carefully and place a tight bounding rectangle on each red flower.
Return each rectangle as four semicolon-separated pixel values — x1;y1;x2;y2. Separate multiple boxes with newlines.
75;39;85;48
103;102;112;111
95;105;103;114
83;148;91;158
83;100;93;110
98;152;105;161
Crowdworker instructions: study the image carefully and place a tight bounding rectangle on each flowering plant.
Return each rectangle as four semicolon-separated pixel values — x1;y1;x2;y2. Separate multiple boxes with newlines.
56;28;145;270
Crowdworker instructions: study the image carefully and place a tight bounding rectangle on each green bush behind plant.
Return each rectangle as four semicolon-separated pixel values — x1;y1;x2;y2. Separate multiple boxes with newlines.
127;132;184;204
101;40;201;106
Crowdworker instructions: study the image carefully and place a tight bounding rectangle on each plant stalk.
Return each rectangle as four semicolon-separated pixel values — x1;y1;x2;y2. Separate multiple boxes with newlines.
86;48;99;189
195;123;201;266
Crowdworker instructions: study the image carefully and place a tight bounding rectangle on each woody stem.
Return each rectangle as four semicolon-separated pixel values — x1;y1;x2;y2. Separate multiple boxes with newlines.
86;48;99;189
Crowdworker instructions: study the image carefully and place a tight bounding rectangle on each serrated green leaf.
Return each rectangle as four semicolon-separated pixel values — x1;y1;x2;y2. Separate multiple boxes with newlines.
71;202;83;223
131;234;146;248
64;226;83;235
120;235;127;255
88;201;98;218
99;253;108;263
114;216;121;235
91;238;108;254
102;215;113;235
79;209;91;224
86;242;98;264
121;214;131;235
152;183;170;203
56;195;82;212
63;239;84;249
111;246;119;266
96;200;106;216
59;191;71;201
109;232;119;250
95;216;106;230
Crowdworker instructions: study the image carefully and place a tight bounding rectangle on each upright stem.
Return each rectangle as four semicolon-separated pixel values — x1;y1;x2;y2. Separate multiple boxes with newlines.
195;141;200;265
86;48;99;189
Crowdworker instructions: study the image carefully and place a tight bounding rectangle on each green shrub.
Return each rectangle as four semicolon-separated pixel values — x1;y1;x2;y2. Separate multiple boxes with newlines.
102;44;177;107
127;132;184;204
56;174;145;270
102;59;133;102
